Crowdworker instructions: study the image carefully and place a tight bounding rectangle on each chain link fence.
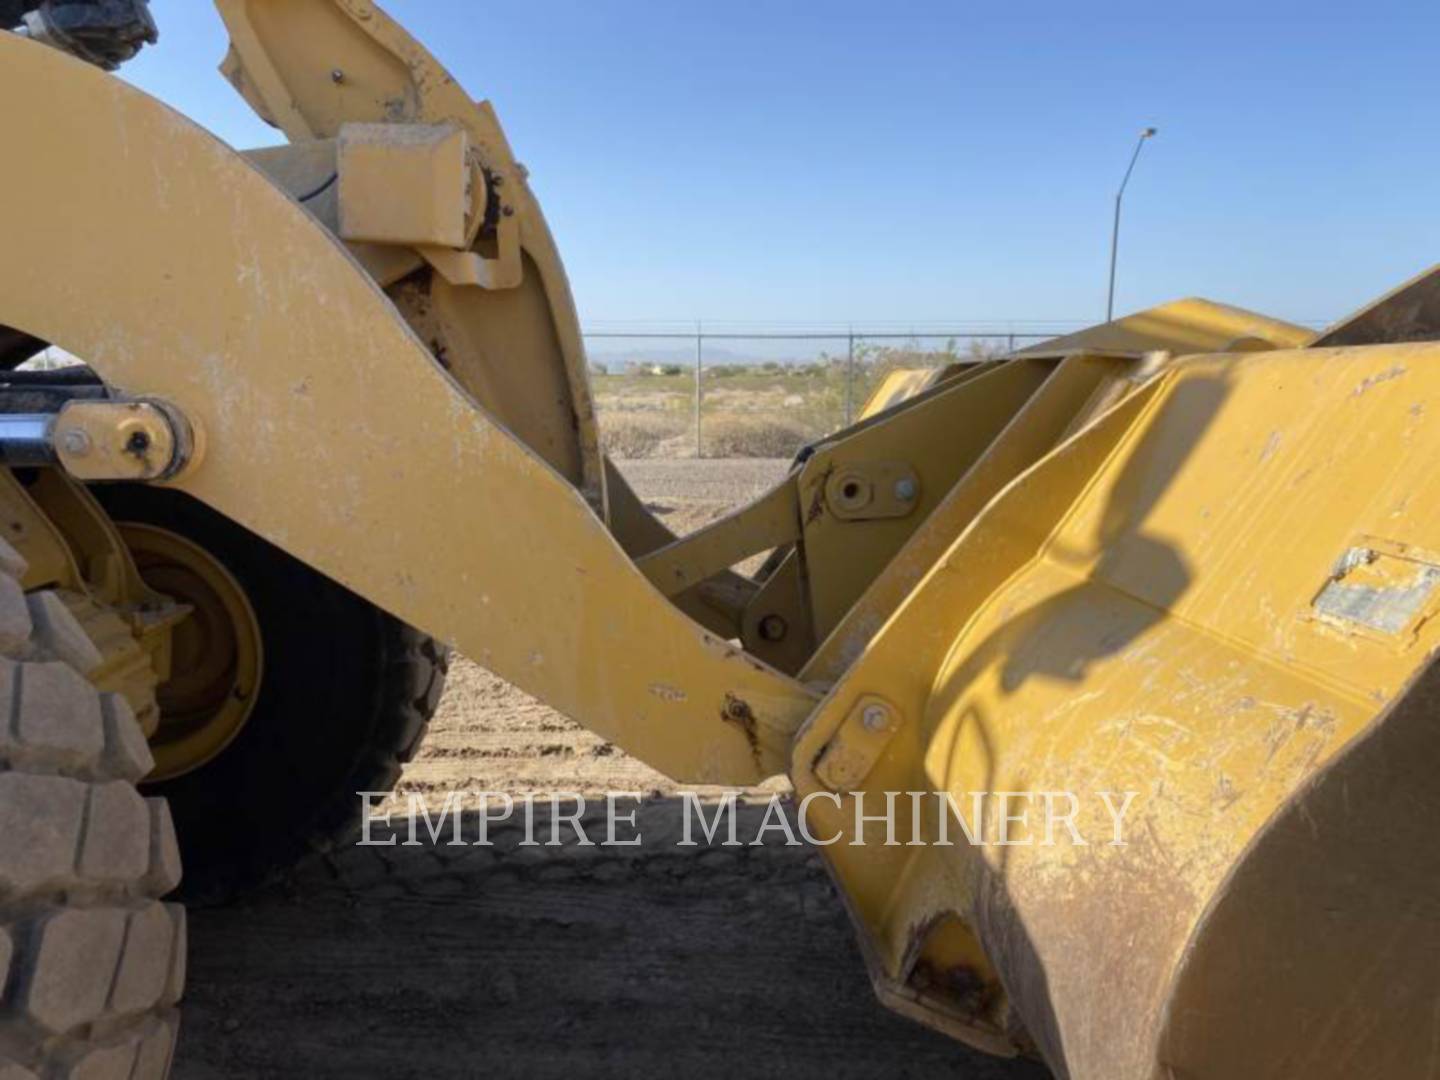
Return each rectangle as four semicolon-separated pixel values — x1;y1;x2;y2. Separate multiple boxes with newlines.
23;334;1085;460
584;329;1074;459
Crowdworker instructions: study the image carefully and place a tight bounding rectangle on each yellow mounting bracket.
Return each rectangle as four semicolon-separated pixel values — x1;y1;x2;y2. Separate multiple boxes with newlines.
52;400;199;482
335;121;521;290
826;461;922;521
813;695;902;792
337;122;477;248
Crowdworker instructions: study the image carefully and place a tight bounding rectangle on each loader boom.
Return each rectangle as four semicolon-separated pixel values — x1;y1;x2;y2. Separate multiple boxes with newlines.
2;4;1439;1077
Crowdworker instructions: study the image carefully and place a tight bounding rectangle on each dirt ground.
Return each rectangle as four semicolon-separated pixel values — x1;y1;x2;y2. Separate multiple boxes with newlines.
172;459;1048;1080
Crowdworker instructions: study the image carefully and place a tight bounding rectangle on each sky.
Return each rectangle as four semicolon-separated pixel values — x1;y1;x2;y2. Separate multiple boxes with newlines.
120;1;1440;333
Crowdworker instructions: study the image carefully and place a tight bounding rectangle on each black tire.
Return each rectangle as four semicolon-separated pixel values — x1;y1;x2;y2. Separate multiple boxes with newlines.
0;542;184;1078
91;485;447;905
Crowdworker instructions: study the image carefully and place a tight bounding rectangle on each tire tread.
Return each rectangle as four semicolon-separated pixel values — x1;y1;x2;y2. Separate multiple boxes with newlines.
0;574;181;1079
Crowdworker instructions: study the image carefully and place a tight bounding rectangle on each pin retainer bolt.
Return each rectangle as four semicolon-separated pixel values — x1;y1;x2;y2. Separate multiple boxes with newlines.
59;429;91;456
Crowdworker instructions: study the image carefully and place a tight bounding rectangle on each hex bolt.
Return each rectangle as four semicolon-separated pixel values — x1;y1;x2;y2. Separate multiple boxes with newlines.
894;477;917;502
758;614;788;642
862;704;889;732
59;429;91;457
331;68;346;83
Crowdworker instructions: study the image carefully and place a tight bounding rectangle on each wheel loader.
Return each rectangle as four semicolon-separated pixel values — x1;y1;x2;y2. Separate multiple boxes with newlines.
1;1;1438;1077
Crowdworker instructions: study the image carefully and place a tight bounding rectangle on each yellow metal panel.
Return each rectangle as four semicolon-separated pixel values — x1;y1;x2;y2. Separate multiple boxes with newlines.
858;367;945;419
5;472;182;736
856;362;985;420
603;456;757;638
336;122;473;248
217;0;604;508
740;360;1050;673
797;359;1053;646
0;35;814;784
1015;297;1312;359
0;470;82;592
792;341;1440;1075
804;352;1136;683
637;475;799;597
739;548;814;674
244;140;430;288
25;471;163;611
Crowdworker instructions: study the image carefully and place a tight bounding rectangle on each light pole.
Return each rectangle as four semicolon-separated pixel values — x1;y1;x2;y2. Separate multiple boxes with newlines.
1106;126;1157;322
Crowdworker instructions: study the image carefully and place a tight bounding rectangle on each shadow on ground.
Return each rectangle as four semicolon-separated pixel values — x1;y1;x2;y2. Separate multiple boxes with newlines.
172;800;1051;1079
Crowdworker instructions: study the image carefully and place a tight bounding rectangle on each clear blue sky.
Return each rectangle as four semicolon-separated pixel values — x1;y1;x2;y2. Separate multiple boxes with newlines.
121;0;1440;331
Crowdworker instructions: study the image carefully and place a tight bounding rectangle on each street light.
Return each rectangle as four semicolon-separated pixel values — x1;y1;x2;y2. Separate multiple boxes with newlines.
1106;126;1158;322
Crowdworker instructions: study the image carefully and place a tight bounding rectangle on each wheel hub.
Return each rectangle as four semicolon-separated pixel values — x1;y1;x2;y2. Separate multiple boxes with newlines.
118;521;263;781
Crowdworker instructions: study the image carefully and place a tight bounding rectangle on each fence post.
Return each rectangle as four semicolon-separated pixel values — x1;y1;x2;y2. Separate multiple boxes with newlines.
844;330;855;426
694;324;703;458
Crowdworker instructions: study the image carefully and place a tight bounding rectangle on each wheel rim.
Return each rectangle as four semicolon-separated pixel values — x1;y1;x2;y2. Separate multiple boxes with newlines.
118;521;264;781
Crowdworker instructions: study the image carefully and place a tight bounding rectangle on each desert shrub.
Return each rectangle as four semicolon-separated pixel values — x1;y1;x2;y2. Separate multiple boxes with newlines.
600;414;687;458
703;417;810;458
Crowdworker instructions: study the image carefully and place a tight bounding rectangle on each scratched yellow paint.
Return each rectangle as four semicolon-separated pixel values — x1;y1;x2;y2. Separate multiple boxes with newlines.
793;342;1440;1074
0;32;816;785
4;3;1436;1074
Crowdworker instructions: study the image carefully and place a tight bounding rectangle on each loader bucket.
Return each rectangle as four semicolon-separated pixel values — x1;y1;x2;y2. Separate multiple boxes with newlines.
791;339;1440;1077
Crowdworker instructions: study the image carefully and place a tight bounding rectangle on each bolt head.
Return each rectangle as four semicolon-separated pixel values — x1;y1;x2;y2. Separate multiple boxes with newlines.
862;705;889;732
59;429;91;456
758;614;787;642
331;68;345;83
894;477;917;502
